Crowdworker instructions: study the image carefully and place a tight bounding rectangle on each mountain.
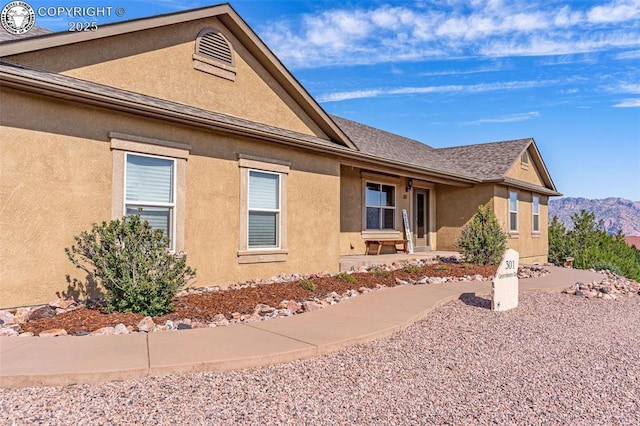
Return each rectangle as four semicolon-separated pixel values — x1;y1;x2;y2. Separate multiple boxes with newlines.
549;197;640;236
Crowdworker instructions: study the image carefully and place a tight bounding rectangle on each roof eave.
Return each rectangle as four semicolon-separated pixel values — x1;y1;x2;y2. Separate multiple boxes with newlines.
484;177;562;196
1;70;479;185
526;140;559;192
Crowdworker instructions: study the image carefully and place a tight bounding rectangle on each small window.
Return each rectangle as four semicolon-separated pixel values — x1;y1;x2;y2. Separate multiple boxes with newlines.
124;153;176;247
509;191;518;233
365;182;396;230
532;195;540;233
521;151;529;164
193;28;237;81
248;170;280;248
237;155;289;264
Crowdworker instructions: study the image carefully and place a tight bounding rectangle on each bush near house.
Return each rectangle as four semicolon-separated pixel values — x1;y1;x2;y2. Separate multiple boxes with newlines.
65;213;196;316
548;210;640;281
457;205;508;265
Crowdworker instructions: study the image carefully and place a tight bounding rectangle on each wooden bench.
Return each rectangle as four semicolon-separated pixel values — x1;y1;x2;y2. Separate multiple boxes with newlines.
365;240;409;255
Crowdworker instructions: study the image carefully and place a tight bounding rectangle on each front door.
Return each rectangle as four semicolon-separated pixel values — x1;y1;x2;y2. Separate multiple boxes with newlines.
413;189;429;250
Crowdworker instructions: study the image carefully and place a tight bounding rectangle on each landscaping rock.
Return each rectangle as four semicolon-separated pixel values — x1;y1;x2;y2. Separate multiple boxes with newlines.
39;328;67;337
137;317;155;333
287;300;301;313
212;314;229;326
91;327;115;336
13;308;30;324
303;301;323;312
114;323;129;335
0;310;15;325
0;326;19;337
29;306;56;321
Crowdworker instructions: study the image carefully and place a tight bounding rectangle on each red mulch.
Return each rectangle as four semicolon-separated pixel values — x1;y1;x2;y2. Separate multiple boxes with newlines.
19;263;497;336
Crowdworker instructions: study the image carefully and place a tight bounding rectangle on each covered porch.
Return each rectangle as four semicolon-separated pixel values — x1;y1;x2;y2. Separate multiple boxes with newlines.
339;250;461;272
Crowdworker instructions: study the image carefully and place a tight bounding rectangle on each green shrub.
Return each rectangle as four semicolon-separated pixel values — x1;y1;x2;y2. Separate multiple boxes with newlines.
336;272;357;284
371;268;391;278
402;265;422;274
299;279;316;291
589;260;623;276
65;213;195;316
548;210;640;281
548;216;571;266
456;205;508;265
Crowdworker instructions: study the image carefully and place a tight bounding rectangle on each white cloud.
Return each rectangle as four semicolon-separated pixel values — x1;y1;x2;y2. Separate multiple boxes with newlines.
616;49;640;59
463;111;541;125
259;2;640;69
318;80;549;102
618;83;640;94
588;0;640;23
614;98;640;107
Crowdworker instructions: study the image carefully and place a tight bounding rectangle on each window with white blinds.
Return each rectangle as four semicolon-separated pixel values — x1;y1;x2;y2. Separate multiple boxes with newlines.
509;191;518;233
125;153;175;245
532;195;540;232
248;170;280;248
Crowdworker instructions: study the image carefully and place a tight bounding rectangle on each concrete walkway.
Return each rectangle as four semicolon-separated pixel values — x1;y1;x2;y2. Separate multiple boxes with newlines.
0;266;603;389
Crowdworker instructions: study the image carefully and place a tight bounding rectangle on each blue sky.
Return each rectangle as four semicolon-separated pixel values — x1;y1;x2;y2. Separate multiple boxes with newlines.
19;0;640;200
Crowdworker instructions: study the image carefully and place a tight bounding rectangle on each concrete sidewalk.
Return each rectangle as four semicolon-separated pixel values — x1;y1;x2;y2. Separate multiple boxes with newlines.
0;266;603;388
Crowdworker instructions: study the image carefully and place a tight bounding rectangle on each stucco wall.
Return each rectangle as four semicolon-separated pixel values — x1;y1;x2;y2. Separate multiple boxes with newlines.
436;183;548;263
435;184;495;251
493;186;549;264
505;149;544;186
1;88;340;308
5;17;327;139
339;166;410;255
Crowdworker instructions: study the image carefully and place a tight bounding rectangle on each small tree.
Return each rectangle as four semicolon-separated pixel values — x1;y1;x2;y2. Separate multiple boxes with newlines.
548;216;571;265
548;210;640;281
66;213;195;316
457;205;508;265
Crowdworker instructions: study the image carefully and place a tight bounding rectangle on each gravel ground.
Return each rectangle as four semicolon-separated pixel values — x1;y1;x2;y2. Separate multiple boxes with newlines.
1;291;639;425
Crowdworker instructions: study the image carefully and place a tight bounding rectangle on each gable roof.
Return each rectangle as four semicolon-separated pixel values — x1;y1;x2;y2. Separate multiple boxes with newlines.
439;139;560;195
333;116;560;195
437;139;532;181
0;3;356;150
332;115;476;180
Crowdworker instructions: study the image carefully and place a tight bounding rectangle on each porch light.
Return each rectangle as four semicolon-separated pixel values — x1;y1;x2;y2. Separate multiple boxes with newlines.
406;178;413;192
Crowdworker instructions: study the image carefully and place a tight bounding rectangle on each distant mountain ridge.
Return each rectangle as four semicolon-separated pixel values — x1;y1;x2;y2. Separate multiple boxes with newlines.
549;197;640;236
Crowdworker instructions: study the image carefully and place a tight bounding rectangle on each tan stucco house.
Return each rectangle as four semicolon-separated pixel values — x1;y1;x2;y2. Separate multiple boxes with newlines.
0;4;560;308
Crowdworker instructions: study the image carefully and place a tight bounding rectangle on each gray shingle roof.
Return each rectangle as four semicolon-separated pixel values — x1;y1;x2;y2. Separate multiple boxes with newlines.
0;26;53;42
331;115;478;180
437;139;532;180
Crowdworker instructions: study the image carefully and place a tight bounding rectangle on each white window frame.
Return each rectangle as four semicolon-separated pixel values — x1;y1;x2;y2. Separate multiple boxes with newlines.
123;152;177;250
364;181;396;231
247;169;281;250
110;132;190;253
532;195;540;233
237;154;289;264
509;190;519;233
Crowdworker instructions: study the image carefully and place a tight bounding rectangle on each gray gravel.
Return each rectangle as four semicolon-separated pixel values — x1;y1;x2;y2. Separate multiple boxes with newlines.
2;291;639;425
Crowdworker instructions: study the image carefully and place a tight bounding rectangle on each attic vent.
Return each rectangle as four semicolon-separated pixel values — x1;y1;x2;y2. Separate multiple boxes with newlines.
193;28;237;81
521;150;529;169
198;31;233;64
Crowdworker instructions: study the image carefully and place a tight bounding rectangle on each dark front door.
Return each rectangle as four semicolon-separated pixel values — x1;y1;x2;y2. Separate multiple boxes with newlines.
414;189;429;249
